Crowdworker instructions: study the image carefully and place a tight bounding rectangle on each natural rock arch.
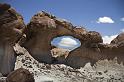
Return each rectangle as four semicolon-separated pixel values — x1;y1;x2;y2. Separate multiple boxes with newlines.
22;11;124;68
51;35;81;51
22;11;103;65
0;3;124;74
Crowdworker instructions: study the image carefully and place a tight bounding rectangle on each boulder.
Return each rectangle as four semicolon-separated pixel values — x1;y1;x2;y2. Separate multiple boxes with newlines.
6;68;34;82
51;48;70;63
51;48;69;58
0;3;25;76
22;11;102;64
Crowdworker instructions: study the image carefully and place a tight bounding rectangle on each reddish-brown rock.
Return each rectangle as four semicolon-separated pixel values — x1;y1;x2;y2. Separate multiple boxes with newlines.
1;3;124;71
0;3;25;76
6;68;34;82
22;11;124;68
23;11;102;64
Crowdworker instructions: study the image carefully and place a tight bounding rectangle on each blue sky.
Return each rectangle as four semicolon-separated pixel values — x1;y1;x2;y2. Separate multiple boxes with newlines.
51;36;81;50
1;0;124;36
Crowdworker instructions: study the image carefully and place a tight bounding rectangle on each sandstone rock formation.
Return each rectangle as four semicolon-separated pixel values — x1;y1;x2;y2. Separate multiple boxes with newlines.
0;3;25;76
23;11;103;64
22;11;124;68
0;3;124;71
6;68;34;82
66;36;124;68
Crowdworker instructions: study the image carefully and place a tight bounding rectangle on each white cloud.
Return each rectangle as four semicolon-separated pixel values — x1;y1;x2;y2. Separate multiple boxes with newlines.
102;35;117;44
121;17;124;21
121;28;124;32
51;36;81;50
58;37;78;47
97;17;114;23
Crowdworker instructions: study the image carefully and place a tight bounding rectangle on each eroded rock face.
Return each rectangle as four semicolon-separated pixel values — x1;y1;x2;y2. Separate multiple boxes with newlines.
0;3;25;76
66;37;124;68
0;3;122;69
111;33;124;46
6;68;34;82
15;45;124;82
22;11;124;68
23;11;102;64
51;48;70;64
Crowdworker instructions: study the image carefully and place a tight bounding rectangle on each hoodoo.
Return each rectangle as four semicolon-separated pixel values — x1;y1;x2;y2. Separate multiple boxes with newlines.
0;3;25;76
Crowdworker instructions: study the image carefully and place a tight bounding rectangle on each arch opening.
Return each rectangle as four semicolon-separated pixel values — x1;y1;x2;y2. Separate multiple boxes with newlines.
51;36;81;51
